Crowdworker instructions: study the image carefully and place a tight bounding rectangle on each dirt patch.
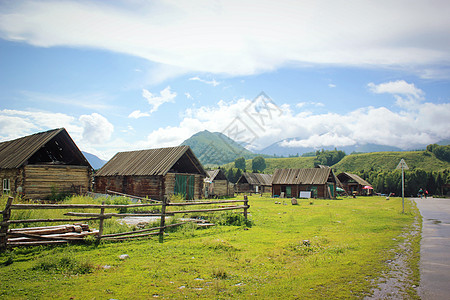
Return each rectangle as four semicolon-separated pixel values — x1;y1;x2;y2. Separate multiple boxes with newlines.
365;210;420;299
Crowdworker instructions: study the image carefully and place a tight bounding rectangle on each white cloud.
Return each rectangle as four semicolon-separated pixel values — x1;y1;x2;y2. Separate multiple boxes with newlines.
1;1;449;78
79;113;113;144
189;76;220;87
134;93;450;151
328;84;336;88
368;80;426;110
185;92;193;100
128;110;150;119
0;109;79;140
368;80;424;98
142;86;176;113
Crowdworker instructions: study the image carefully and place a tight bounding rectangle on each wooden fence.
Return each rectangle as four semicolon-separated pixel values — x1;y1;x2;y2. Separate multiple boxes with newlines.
0;195;249;250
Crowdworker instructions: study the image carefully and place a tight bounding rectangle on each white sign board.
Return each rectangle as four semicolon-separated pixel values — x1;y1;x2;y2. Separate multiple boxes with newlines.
299;191;311;198
396;158;409;170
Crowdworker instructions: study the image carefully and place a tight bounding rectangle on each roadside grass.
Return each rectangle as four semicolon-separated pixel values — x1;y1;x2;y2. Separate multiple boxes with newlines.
0;195;419;299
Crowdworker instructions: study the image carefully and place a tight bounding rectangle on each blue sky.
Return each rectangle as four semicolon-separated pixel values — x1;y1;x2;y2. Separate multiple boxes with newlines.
0;0;449;160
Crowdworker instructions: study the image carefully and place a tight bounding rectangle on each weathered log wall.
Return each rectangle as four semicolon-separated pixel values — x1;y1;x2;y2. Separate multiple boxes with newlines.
24;165;91;199
95;173;204;201
95;175;164;200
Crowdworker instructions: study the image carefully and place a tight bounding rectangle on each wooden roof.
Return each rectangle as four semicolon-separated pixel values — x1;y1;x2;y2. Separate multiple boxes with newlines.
272;168;335;185
337;172;371;187
238;172;273;186
0;128;91;169
95;146;206;177
205;169;227;182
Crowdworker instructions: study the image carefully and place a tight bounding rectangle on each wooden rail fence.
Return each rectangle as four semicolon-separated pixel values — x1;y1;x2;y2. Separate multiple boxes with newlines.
0;195;250;250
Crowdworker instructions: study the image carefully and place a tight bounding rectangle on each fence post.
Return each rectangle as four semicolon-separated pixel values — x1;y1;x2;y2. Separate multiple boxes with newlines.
0;196;14;251
159;198;167;243
97;201;105;241
243;195;248;220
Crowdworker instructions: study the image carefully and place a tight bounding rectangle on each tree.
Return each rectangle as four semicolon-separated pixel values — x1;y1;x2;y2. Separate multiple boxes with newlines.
234;168;242;183
426;143;439;152
252;156;266;172
234;157;246;170
433;145;450;162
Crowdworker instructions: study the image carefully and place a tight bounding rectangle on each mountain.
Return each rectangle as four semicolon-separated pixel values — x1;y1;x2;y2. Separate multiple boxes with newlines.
259;138;404;156
181;130;257;166
82;151;107;170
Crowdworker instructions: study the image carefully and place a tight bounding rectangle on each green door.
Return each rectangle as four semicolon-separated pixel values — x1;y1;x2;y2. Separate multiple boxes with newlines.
286;186;292;198
328;183;335;198
174;175;195;200
310;186;317;198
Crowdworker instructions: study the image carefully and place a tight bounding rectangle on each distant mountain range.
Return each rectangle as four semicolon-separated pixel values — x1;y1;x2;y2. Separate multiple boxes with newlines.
259;138;404;157
180;130;258;166
82;151;107;170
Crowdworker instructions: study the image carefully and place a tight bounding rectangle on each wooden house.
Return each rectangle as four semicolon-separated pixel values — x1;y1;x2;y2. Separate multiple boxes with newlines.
94;146;206;200
337;172;373;195
204;169;234;198
0;128;92;200
236;172;273;194
272;168;338;199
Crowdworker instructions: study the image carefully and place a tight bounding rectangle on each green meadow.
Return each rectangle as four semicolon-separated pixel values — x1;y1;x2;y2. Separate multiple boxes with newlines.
1;195;420;299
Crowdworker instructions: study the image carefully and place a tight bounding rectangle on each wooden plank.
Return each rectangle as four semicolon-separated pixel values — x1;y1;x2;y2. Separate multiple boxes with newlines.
169;205;248;214
5;217;102;224
11;203;162;209
64;212;162;217
167;199;246;206
101;222;186;238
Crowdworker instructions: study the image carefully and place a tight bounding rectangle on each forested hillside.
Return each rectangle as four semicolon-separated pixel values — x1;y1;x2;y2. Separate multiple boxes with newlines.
333;150;450;173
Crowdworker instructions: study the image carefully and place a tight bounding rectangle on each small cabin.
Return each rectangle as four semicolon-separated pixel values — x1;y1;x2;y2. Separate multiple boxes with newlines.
337;172;373;195
0;128;92;200
236;173;273;194
94;146;206;200
204;169;234;198
272;168;338;199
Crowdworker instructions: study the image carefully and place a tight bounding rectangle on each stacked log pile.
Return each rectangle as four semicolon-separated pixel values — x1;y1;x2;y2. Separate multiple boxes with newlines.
7;224;98;247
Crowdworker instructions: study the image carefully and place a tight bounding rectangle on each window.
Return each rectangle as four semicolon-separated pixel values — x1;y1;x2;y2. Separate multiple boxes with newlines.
3;178;11;194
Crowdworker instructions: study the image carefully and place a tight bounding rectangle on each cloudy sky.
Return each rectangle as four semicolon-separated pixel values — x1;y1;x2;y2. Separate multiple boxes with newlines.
1;0;449;160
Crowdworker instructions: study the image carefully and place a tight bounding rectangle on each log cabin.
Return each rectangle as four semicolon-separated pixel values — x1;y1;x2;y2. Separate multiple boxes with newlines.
0;128;92;200
204;169;234;198
94;146;206;201
337;172;373;195
236;172;273;194
272;168;338;199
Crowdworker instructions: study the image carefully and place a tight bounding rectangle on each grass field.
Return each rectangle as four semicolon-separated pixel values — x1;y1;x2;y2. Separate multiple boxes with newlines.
0;195;420;299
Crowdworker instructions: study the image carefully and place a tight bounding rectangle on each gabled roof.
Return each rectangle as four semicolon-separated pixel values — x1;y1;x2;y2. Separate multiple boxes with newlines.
238;172;273;186
205;169;227;182
337;172;371;187
272;168;335;185
0;128;91;169
95;145;206;177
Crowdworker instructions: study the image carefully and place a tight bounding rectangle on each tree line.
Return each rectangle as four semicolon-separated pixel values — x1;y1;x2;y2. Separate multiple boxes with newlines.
356;169;449;196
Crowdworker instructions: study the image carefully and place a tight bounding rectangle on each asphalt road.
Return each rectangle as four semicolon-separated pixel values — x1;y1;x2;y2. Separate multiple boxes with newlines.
414;197;450;300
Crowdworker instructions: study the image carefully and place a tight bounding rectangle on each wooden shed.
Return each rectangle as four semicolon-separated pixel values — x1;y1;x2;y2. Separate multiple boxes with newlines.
272;168;338;199
94;146;206;201
337;172;373;195
236;173;273;194
0;128;92;200
204;169;234;198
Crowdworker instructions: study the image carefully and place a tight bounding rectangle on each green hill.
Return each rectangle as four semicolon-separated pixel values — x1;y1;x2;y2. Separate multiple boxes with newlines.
220;150;449;174
181;130;257;166
332;150;450;173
